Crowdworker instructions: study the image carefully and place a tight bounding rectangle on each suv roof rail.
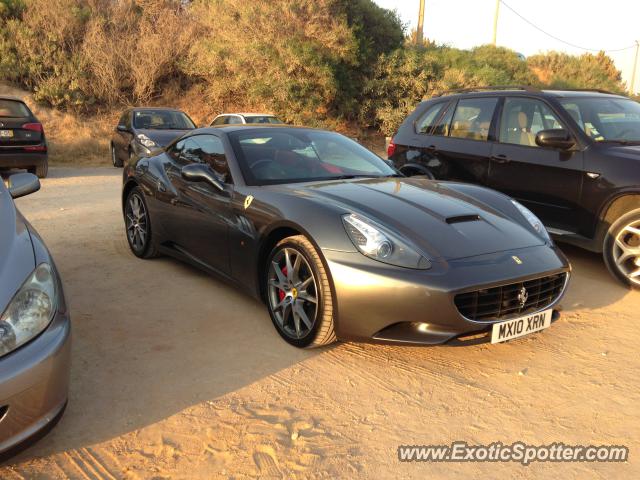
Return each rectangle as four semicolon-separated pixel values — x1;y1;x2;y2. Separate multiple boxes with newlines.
432;85;540;97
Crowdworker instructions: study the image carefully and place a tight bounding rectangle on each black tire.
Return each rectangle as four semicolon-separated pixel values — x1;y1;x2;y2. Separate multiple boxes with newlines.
124;187;159;259
265;235;336;348
28;160;48;179
603;208;640;289
111;144;123;168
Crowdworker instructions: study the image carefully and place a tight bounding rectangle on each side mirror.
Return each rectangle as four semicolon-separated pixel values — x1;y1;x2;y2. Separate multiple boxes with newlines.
535;129;575;150
8;173;41;199
117;125;129;132
181;163;224;192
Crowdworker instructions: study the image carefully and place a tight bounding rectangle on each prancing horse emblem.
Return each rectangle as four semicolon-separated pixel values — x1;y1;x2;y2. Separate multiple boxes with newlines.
244;195;254;210
517;286;529;308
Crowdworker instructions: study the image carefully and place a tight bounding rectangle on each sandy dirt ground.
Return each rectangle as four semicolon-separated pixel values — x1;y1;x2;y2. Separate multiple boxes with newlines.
1;168;638;479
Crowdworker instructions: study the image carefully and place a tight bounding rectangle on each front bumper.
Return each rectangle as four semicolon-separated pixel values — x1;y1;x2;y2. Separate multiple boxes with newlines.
0;151;48;170
0;309;71;454
323;244;570;345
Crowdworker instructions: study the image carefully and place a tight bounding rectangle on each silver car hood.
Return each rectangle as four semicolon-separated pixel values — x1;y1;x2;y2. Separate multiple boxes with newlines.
298;177;545;261
0;187;35;311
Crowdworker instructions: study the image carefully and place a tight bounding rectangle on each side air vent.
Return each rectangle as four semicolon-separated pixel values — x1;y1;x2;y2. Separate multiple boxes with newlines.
446;214;481;224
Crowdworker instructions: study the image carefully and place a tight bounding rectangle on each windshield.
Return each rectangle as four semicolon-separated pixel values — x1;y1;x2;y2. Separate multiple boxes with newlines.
0;99;31;118
244;116;283;125
229;129;397;186
133;110;195;130
560;97;640;143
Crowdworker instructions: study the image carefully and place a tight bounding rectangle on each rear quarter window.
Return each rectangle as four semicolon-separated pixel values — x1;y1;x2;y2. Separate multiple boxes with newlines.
0;99;31;118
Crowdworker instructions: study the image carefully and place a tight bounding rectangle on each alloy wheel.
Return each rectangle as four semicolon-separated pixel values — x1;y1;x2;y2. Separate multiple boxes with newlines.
612;219;640;286
267;247;319;339
125;193;148;252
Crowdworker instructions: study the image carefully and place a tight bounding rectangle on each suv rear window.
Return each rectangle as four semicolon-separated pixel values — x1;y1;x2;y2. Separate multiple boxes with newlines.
0;99;31;118
416;102;447;134
450;98;498;141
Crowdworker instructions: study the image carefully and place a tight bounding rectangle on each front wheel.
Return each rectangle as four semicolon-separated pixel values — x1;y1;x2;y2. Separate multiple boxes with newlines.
124;187;158;259
265;235;336;348
603;208;640;289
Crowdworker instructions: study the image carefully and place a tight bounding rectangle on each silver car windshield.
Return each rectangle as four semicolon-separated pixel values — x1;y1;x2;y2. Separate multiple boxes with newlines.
229;130;396;186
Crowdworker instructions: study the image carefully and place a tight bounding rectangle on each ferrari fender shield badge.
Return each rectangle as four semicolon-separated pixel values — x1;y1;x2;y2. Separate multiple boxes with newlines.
512;255;523;265
244;195;254;210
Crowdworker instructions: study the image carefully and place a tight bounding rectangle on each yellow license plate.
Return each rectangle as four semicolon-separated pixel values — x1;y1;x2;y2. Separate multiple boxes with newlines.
0;130;14;138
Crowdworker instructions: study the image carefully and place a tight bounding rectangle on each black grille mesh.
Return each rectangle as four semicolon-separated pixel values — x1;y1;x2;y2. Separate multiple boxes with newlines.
454;273;567;322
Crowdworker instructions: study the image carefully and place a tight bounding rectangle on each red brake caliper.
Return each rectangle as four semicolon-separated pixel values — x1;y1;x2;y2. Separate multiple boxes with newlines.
278;266;288;301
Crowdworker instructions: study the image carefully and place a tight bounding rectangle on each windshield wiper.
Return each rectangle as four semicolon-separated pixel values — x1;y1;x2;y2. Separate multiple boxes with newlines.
330;174;382;180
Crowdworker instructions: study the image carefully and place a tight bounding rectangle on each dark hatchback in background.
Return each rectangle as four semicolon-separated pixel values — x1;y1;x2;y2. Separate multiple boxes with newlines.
0;97;48;178
110;107;195;167
389;87;640;287
0;173;70;456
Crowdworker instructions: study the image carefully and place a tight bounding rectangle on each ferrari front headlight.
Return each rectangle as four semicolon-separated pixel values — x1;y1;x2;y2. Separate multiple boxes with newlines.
511;200;552;243
342;213;431;269
0;263;58;357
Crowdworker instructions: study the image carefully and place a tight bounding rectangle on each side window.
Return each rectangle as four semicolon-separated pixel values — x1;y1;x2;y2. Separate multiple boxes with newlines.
169;138;199;165
432;103;455;136
449;98;498;141
212;117;226;126
416;102;446;134
194;135;232;183
499;98;566;147
227;116;243;125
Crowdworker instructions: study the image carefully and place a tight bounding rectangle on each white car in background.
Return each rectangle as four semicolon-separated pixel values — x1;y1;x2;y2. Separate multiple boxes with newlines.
210;113;284;126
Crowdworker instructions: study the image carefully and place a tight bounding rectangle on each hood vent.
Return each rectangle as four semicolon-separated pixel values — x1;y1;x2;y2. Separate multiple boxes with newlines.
445;214;481;224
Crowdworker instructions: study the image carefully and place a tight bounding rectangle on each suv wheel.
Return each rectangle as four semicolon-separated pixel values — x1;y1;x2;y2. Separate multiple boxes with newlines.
603;208;640;289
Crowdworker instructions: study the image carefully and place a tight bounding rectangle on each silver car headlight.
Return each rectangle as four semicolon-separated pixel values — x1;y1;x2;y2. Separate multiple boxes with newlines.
136;133;157;149
511;200;552;243
0;263;58;357
342;213;431;269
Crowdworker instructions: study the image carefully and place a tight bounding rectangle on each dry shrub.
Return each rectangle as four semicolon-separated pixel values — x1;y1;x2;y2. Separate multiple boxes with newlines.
82;0;193;105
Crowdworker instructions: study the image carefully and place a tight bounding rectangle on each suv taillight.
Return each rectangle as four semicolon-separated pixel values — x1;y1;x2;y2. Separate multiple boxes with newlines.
22;122;43;133
387;137;397;158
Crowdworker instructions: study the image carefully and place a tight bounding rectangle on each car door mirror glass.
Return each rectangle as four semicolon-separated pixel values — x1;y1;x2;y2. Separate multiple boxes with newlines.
535;129;575;150
7;172;40;199
181;163;224;191
117;125;128;132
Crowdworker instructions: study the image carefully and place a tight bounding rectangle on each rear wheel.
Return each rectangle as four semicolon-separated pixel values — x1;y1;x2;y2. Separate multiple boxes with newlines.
265;235;336;348
124;187;158;259
603;208;640;289
28;160;48;179
111;144;123;168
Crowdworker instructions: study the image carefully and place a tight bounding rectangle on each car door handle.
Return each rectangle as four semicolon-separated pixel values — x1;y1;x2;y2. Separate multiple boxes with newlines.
490;154;510;164
425;145;437;153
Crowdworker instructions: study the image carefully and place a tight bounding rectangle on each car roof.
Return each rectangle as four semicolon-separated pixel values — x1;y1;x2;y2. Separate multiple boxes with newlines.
130;107;184;112
0;95;28;103
431;87;628;101
194;125;321;134
216;113;277;117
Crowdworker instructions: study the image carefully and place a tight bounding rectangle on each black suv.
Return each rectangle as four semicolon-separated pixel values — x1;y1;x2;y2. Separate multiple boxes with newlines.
389;86;640;288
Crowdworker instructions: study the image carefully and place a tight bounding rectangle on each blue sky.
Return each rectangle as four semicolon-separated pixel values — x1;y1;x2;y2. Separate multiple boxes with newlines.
373;0;640;92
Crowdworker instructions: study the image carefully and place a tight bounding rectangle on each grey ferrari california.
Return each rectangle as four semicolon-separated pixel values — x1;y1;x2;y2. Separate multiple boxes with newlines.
0;173;70;456
122;126;570;348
